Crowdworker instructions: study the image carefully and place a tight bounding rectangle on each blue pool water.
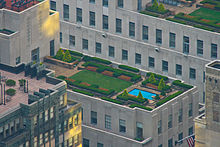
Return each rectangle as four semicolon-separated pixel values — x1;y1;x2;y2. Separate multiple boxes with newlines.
128;89;156;100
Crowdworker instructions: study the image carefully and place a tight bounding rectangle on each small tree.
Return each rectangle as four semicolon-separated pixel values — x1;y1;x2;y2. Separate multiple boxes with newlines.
152;0;159;10
137;91;144;99
55;49;64;60
158;3;165;12
122;89;128;96
62;50;72;62
149;73;156;84
158;78;165;91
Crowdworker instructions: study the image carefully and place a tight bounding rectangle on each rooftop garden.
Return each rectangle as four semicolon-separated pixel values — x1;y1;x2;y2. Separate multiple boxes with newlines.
140;0;220;33
53;49;193;111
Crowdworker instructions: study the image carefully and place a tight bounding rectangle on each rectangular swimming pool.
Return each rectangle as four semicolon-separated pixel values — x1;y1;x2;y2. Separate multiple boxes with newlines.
128;89;156;100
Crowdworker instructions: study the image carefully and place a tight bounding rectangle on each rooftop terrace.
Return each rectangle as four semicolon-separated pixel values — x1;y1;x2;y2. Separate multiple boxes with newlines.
45;49;194;111
140;0;220;33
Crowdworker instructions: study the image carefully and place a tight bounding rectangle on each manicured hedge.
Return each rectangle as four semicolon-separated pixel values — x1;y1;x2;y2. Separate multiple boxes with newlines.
166;17;188;25
117;94;148;104
146;6;170;14
118;65;139;73
146;72;168;81
83;62;141;82
140;11;160;17
52;55;77;63
6;88;16;96
83;56;112;65
129;104;153;111
56;75;67;80
66;79;114;95
172;80;193;89
142;78;171;91
69;50;83;57
156;91;183;107
72;88;94;96
101;97;123;105
6;79;16;86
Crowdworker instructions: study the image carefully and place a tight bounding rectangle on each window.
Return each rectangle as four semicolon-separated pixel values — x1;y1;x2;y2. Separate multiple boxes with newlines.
91;111;97;125
45;132;49;143
142;25;148;40
90;0;95;3
156;29;162;44
76;8;82;23
162;60;168;72
136;122;143;139
129;22;135;37
39;133;43;145
188;103;193;117
50;107;54;119
63;4;69;21
149;57;155;68
116;18;122;33
213;110;219;122
34;115;37;125
50;40;55;56
31;48;39;62
34;136;38;147
188;126;193;136
82;39;88;50
69;35;75;47
122;49;128;61
96;42;102;54
50;1;56;11
168;138;173;147
176;64;182;76
89;11;95;26
83;138;90;147
178;108;183;123
103;15;108;30
119;119;126;133
169;32;175;48
105;115;111;129
16;57;20;65
109;46;115;57
60;95;64;105
168;114;172;129
118;0;123;8
190;68;196;79
178;132;183;144
158;120;162;134
135;53;141;65
197;40;203;55
97;143;104;147
50;129;54;139
74;114;79;126
158;144;162;147
103;0;108;7
60;32;62;43
183;36;189;54
211;43;217;58
45;109;49;121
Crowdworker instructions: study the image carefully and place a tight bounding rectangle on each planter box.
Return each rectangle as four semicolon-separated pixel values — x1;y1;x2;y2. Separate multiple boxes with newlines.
44;56;78;69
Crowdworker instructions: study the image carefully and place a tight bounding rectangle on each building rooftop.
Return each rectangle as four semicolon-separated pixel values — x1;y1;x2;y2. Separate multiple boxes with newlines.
0;65;54;115
140;0;220;33
0;0;43;12
46;49;195;111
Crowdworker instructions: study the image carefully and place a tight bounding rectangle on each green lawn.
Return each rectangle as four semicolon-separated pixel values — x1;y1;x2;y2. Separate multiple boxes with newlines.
189;8;220;22
69;70;132;92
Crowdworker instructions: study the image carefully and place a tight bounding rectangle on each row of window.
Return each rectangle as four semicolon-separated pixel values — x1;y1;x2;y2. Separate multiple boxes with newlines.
34;130;54;147
0;118;20;139
59;133;80;147
83;138;104;147
33;107;54;126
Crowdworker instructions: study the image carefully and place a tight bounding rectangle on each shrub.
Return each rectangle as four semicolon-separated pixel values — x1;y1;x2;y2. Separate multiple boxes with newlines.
83;56;112;65
62;50;72;63
129;104;153;111
6;88;16;96
6;79;16;86
155;94;160;100
72;88;94;96
156;91;183;107
152;0;159;10
158;79;165;91
161;91;166;96
137;91;144;99
101;97;123;105
91;84;99;88
158;3;165;12
172;80;193;89
140;11;160;17
117;94;147;104
149;73;156;84
122;89;128;96
69;50;83;57
55;49;64;60
146;72;168;81
19;79;26;86
118;65;139;73
56;75;67;80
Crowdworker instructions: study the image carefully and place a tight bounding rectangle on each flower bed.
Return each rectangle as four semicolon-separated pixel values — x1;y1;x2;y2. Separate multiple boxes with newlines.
86;66;98;72
118;75;131;81
102;70;114;76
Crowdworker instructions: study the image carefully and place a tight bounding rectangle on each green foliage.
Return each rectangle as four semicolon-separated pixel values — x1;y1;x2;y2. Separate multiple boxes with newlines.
137;91;144;99
101;97;123;105
156;91;183;107
118;65;139;73
55;49;64;60
83;56;112;65
155;94;160;100
129;104;153;111
161;91;166;96
140;11;160;17
62;50;72;62
72;88;94;96
6;79;16;86
172;80;193;89
56;75;67;80
152;0;159;10
149;73;156;84
158;79;165;91
6;88;16;96
117;94;148;104
146;72;168;81
19;79;26;86
122;89;128;96
158;3;165;12
69;50;84;57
